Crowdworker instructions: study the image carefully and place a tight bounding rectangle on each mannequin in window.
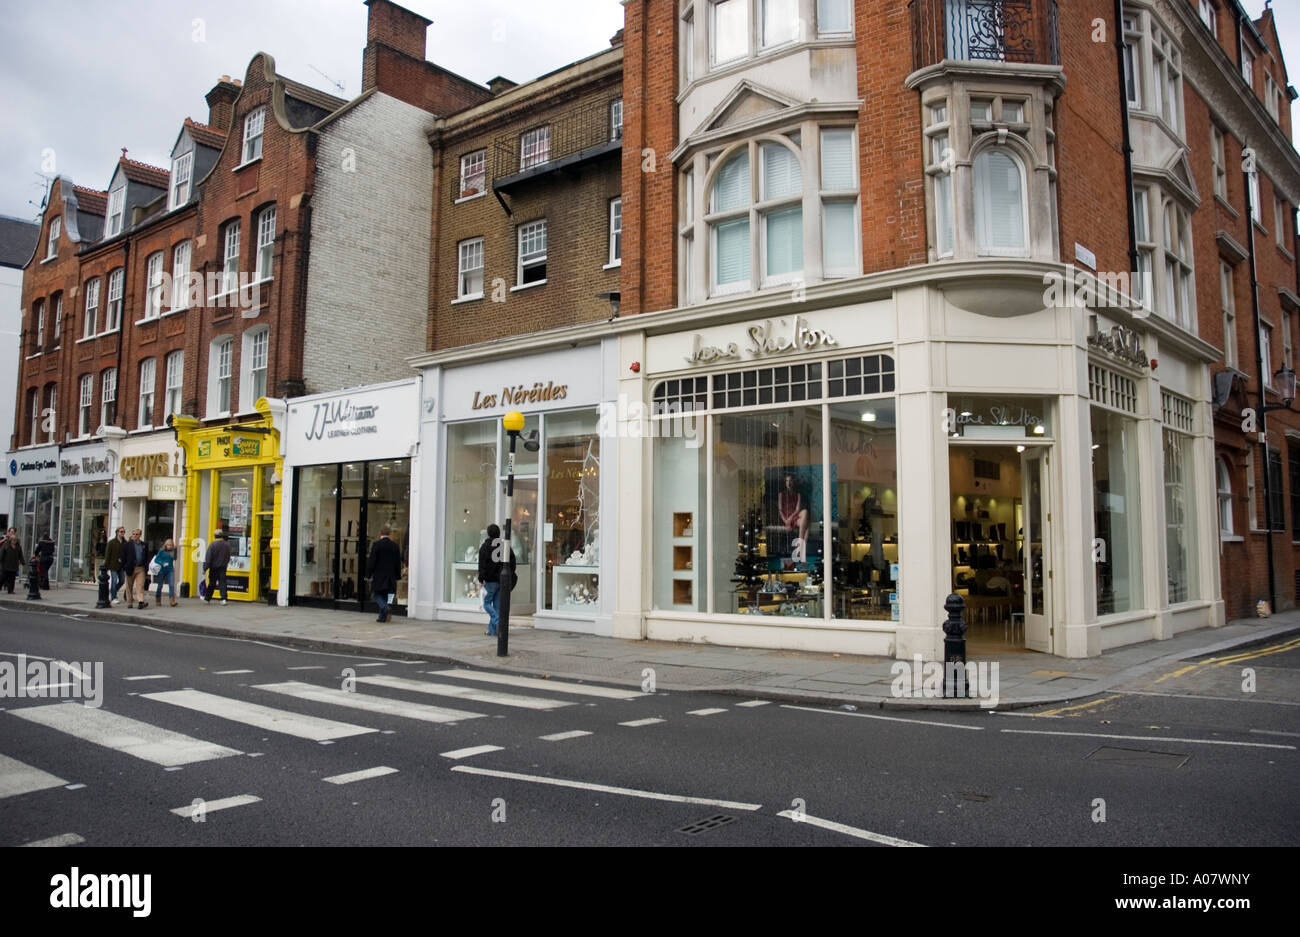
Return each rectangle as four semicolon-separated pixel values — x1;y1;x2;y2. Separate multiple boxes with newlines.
778;472;810;558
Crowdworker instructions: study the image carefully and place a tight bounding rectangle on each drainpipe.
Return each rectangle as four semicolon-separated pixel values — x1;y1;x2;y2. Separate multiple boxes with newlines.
1115;0;1139;279
1245;153;1276;611
114;239;128;428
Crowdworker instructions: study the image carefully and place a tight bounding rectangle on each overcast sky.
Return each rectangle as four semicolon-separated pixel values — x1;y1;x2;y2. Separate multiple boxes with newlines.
0;0;1295;223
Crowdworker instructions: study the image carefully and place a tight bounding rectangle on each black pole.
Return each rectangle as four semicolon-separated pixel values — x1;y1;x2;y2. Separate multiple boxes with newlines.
95;565;111;608
1245;156;1276;611
1114;0;1139;284
26;554;42;601
496;430;518;657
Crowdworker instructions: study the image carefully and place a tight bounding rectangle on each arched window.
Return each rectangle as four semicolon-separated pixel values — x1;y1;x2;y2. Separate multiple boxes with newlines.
707;139;803;294
973;148;1027;255
1217;456;1234;536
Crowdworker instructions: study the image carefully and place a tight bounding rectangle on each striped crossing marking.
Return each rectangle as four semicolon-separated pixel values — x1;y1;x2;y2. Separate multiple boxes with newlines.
619;718;665;727
776;810;926;847
354;663;388;668
253;682;485;725
451;765;763;811
142;689;377;741
323;766;399;785
170;794;261;817
123;675;170;681
22;833;85;847
9;704;241;767
735;700;771;708
428;669;645;699
356;674;573;710
213;670;254;675
440;745;504;760
286;666;326;671
0;754;68;800
687;708;727;716
539;730;592;742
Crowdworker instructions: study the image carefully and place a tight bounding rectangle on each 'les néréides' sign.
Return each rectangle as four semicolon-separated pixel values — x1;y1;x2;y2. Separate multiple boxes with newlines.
686;315;837;365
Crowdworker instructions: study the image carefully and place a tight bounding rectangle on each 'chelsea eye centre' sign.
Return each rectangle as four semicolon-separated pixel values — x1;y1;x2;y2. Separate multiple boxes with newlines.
686;315;838;365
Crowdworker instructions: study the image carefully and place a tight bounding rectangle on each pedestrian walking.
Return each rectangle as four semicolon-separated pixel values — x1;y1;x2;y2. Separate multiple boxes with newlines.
36;532;55;590
476;523;515;637
202;530;231;605
366;524;403;622
105;527;126;603
121;529;148;609
0;530;23;594
153;539;178;607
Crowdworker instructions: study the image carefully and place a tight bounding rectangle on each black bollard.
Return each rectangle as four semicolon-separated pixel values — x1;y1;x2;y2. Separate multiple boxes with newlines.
95;565;111;608
25;554;42;601
942;593;970;698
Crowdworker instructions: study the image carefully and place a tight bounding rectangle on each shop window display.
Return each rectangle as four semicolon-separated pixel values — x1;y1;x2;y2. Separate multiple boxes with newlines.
828;402;898;620
544;411;600;612
1091;408;1143;615
446;420;498;604
217;469;255;591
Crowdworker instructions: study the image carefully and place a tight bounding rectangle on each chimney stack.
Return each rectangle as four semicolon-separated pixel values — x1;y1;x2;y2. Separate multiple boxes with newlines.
362;0;432;92
487;76;518;96
205;75;241;131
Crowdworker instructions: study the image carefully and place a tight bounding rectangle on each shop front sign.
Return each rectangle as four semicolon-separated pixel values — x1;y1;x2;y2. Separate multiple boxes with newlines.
120;452;176;482
685;315;838;366
287;380;421;468
1087;316;1149;369
6;445;61;486
150;477;186;500
471;381;569;411
58;444;113;483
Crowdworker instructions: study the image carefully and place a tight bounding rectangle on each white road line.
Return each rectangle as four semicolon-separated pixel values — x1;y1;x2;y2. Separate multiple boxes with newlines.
9;704;241;766
1000;728;1297;750
735;700;771;708
1250;728;1300;738
451;765;763;810
53;663;89;680
440;745;504;760
780;704;983;731
0;652;55;661
687;708;727;716
354;663;388;668
123;675;171;681
253;681;485;724
428;669;644;699
24;683;76;692
619;718;665;727
22;833;85;847
776;810;926;847
213;669;254;675
169;794;261;816
323;766;399;785
142;689;377;741
356;674;573;710
286;666;326;671
0;754;68;799
539;730;592;741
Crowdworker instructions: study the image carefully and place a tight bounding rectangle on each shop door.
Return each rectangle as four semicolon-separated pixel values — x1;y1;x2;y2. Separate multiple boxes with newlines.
504;477;538;616
1021;450;1052;653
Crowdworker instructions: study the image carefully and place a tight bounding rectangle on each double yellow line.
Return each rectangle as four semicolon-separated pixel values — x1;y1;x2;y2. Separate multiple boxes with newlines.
1153;636;1300;684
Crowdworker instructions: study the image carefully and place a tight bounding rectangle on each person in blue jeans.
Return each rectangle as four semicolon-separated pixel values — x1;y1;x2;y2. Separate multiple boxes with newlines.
476;523;516;637
153;539;177;606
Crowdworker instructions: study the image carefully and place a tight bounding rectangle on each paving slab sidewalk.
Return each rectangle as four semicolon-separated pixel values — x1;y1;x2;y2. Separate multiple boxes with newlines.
2;587;1297;711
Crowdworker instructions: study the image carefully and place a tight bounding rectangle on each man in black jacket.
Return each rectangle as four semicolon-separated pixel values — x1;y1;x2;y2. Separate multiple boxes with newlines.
476;523;516;637
367;524;403;623
202;530;231;605
121;529;147;609
36;533;55;589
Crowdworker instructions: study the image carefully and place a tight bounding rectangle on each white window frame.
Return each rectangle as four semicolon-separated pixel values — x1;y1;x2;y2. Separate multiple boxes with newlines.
209;337;233;418
104;268;123;332
1210;124;1226;200
973;146;1029;256
44;385;56;444
520;126;551;170
710;0;749;67
241;106;265;164
1122;16;1142;109
138;358;156;430
459;150;486;198
1249;171;1262;224
817;0;853;36
101;368;117;429
28;388;39;446
52;293;61;342
241;328;269;411
757;140;804;286
761;0;799;50
457;237;484;300
1262;323;1274;389
82;279;99;339
1265;74;1280;122
682;12;695;84
34;299;44;351
255;206;276;282
222;220;240;295
1198;0;1217;37
170;152;193;210
106;187;125;237
608;198;622;266
1241;41;1254;89
144;251;164;320
610;98;623;141
517;219;548;286
78;374;93;438
1217;456;1234;537
47;217;60;259
1221;261;1237;369
1160;200;1195;331
171;241;191;310
165;350;184;418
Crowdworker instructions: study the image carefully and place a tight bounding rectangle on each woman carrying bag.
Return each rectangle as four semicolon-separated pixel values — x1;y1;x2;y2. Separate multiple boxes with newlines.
152;539;178;607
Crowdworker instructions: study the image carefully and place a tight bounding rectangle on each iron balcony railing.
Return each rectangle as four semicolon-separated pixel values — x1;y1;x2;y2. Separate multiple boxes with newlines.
910;0;1060;72
490;103;622;197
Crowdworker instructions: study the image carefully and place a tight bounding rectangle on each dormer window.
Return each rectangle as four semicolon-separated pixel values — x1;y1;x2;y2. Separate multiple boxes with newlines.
170;153;192;209
106;188;125;237
241;106;265;164
47;217;60;259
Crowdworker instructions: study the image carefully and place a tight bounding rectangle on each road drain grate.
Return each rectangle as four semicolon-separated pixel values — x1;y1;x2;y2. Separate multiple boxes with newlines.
677;814;737;836
1086;746;1189;770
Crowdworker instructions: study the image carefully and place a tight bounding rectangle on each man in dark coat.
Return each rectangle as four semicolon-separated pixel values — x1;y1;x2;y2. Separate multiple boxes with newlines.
476;523;516;637
121;529;148;609
202;530;231;605
0;530;23;594
36;533;55;589
105;527;126;603
367;524;403;623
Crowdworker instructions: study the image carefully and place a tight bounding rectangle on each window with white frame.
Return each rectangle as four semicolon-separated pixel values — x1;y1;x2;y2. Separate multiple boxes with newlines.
1216;457;1233;536
973;147;1027;255
242;328;269;410
44;385;56;443
1162;391;1197;603
105;268;123;332
1241;41;1254;88
458;238;484;299
1211;124;1226;200
1249;171;1262;223
222;220;240;294
517;219;547;285
171;241;191;309
170;152;192;210
52;293;61;342
1134;187;1155;307
520;126;551;169
33;300;44;353
821;127;858;276
255;206;276;281
144;251;164;319
1199;0;1217;36
82;278;99;338
1265;74;1280;122
762;0;799;48
164;350;184;418
1275;195;1286;249
242;106;265;163
101;368;116;428
210;337;233;416
78;374;93;438
925;105;953;259
459;150;486;197
1283;309;1294;371
610;98;623;140
1151;24;1183;133
138;358;155;429
711;0;748;66
706;140;803;293
680;167;695;303
682;11;695;83
1246;446;1259;529
106;187;125;237
817;0;852;35
27;388;39;446
1161;200;1194;330
1221;261;1237;369
1122;15;1142;108
47;217;60;259
1262;323;1274;387
608;198;622;265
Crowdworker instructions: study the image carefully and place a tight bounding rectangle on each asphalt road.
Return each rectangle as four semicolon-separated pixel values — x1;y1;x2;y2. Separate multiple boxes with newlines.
1;608;1296;847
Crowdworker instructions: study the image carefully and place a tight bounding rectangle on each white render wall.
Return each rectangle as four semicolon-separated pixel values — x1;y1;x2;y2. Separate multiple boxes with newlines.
304;92;434;394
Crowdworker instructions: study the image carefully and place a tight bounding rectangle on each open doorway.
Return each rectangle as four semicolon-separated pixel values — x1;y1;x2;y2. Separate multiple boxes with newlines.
948;444;1051;655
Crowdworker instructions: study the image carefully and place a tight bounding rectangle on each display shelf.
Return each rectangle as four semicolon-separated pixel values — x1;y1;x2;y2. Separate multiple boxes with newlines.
451;561;483;606
553;565;599;612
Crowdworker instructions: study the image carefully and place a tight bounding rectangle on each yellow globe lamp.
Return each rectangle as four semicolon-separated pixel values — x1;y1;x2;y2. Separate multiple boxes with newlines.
502;411;525;433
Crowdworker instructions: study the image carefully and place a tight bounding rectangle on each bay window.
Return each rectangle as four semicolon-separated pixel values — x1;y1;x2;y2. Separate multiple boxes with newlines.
711;0;748;66
973;147;1027;255
1161;201;1194;330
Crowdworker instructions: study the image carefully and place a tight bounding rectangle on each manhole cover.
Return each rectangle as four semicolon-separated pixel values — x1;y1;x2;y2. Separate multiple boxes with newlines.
1086;746;1188;770
677;814;737;836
